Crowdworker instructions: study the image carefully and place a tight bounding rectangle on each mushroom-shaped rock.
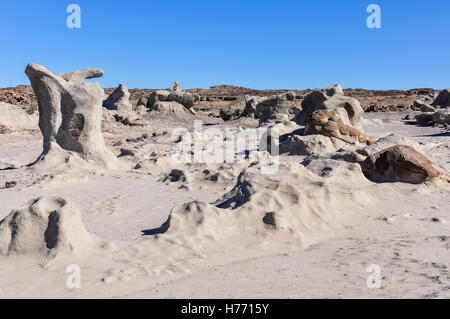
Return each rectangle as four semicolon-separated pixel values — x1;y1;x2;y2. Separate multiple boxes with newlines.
25;63;119;168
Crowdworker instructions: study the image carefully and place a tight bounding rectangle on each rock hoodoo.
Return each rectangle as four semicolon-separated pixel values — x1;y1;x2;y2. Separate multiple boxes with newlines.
25;63;118;168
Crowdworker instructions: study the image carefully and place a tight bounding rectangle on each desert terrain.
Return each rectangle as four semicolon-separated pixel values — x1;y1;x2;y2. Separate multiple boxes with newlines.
0;64;449;299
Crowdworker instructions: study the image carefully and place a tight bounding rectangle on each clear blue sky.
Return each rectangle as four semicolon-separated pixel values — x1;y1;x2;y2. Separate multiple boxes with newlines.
1;0;449;90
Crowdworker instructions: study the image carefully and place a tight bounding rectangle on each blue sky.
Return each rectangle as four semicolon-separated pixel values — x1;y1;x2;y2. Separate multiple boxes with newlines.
1;0;449;90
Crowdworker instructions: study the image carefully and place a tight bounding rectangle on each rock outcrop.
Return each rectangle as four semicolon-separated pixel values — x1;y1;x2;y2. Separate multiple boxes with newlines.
146;83;200;110
103;84;133;113
280;134;347;156
432;89;450;108
305;110;376;145
362;145;449;184
220;92;295;122
25;63;118;168
256;92;295;123
295;84;364;131
415;108;450;127
169;81;182;92
148;101;193;118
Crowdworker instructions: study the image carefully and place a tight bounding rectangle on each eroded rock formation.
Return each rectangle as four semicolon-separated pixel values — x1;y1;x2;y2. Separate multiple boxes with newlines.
103;84;133;113
305;110;376;145
25;63;118;168
432;88;450;108
220;92;295;122
146;82;200;111
295;84;364;131
362;145;449;184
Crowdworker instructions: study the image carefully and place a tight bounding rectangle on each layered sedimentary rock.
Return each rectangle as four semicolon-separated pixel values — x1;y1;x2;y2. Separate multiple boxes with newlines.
415;108;450;126
148;101;193;118
362;145;449;184
25;63;118;168
295;84;364;131
220;92;295;122
305;110;376;145
256;92;295;123
146;83;200;110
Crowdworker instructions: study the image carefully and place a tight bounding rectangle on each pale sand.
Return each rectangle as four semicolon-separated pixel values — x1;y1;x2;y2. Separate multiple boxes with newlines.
0;110;449;299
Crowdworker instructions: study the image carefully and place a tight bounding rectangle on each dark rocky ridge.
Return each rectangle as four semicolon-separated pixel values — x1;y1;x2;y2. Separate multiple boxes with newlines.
1;85;439;115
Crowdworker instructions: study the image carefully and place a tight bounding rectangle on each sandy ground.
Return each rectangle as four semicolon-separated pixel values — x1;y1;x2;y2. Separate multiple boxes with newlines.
0;110;449;299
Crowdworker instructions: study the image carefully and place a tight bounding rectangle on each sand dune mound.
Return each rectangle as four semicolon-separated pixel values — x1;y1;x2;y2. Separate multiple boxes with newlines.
154;162;372;249
0;197;97;258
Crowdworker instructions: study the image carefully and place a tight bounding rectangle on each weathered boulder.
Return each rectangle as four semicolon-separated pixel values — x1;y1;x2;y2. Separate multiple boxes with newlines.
413;97;436;112
220;100;247;121
219;95;265;121
103;84;133;113
431;108;450;124
220;92;295;122
431;89;450;108
25;63;118;168
415;108;450;126
0;197;96;257
169;81;182;92
357;134;422;157
146;90;170;108
362;145;449;184
146;89;200;109
280;134;347;155
415;112;434;124
295;84;364;131
256;92;295;123
167;91;200;109
305;110;376;145
136;96;148;107
148;101;193;118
